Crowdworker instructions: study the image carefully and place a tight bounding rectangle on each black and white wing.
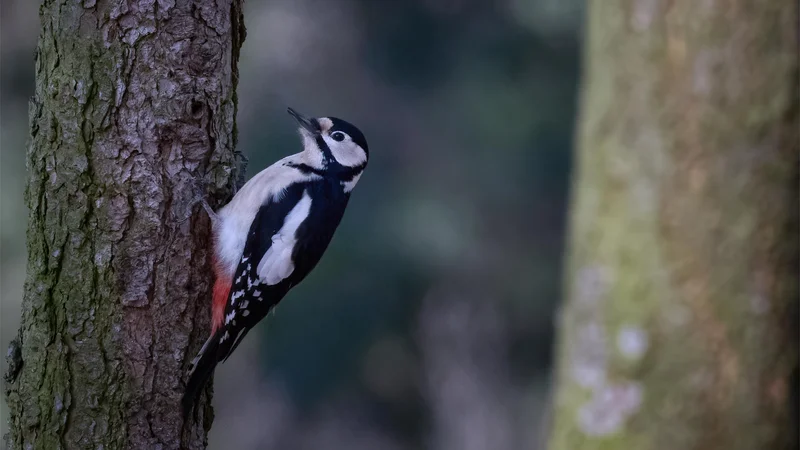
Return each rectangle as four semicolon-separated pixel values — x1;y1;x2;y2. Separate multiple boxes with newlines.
183;182;311;416
218;182;313;359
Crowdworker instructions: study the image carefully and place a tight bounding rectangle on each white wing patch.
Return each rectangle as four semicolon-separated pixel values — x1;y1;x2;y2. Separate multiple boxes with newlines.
257;190;312;285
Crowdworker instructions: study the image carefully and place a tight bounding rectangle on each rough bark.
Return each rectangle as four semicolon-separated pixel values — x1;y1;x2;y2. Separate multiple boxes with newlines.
4;1;246;449
548;1;798;449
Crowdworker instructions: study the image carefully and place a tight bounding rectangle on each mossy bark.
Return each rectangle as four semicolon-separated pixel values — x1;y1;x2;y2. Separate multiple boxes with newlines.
4;1;246;449
549;1;798;449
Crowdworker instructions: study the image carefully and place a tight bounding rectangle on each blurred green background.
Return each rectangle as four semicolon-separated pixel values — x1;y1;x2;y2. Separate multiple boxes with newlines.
1;0;583;448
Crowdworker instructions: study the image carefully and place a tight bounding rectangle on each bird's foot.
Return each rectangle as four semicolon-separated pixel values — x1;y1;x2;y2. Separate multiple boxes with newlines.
176;195;219;226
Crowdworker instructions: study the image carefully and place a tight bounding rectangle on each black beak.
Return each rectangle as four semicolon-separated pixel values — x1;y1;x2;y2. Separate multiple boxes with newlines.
287;107;320;135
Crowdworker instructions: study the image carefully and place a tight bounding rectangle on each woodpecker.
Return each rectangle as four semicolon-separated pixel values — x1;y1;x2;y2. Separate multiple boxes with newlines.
182;107;369;418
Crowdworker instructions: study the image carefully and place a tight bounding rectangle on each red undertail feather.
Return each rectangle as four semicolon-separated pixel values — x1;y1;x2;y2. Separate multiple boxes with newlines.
211;255;231;334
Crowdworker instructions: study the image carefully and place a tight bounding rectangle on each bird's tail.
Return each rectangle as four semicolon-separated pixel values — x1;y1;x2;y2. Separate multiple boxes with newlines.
182;331;222;420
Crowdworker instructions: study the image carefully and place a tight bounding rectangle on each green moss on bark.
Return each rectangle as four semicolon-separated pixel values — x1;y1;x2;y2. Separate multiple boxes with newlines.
549;1;798;449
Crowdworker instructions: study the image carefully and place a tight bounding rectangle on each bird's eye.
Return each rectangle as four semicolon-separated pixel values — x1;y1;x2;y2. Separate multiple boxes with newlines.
331;131;346;142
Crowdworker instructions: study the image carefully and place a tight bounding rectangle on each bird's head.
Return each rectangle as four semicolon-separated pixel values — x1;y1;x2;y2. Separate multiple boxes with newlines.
287;107;369;170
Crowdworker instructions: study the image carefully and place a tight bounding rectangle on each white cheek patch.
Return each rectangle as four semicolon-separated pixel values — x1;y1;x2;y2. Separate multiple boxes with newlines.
323;135;367;168
257;190;312;285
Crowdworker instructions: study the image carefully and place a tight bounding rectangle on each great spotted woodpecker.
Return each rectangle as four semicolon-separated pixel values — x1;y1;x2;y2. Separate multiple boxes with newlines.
182;107;369;418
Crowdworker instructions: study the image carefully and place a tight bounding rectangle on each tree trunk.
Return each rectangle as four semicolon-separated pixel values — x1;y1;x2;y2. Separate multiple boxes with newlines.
548;1;797;449
4;1;246;449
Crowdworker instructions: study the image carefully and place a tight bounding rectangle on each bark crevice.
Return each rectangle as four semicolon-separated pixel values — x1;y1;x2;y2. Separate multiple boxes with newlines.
5;1;246;449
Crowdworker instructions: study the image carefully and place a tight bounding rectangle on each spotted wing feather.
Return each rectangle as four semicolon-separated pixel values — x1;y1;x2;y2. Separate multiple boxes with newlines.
182;183;307;417
217;182;310;360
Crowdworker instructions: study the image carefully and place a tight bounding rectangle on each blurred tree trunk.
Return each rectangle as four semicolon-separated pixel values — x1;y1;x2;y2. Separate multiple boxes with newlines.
3;1;245;449
549;1;797;449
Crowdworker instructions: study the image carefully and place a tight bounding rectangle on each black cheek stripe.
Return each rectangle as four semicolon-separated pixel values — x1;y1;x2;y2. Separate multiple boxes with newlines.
315;135;335;164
